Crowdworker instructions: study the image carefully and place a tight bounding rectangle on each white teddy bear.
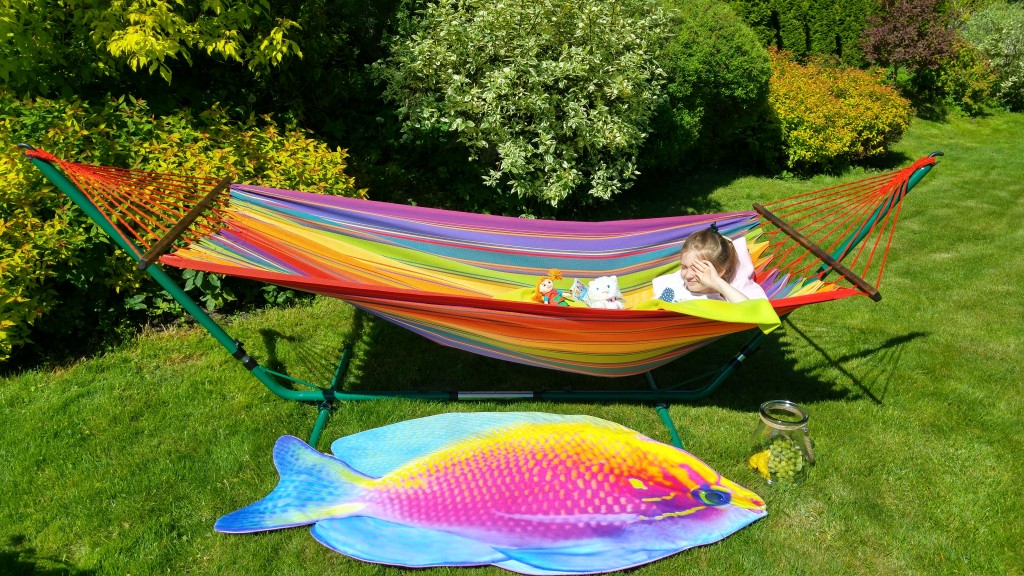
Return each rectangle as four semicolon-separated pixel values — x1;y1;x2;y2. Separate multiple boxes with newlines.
585;276;625;309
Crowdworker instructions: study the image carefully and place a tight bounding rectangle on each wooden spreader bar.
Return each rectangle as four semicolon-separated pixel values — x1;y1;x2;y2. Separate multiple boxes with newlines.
752;202;882;302
137;176;232;270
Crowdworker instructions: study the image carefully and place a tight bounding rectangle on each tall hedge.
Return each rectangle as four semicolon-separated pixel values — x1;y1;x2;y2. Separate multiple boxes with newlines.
727;0;875;65
0;93;362;365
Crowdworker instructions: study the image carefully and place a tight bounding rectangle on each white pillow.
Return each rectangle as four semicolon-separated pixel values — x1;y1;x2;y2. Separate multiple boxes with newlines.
729;237;767;301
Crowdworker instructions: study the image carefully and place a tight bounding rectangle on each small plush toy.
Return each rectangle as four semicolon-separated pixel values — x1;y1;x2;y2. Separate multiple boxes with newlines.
585;276;625;309
532;269;569;306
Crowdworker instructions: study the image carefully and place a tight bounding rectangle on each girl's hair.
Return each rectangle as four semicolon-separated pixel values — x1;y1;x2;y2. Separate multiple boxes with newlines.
681;227;739;282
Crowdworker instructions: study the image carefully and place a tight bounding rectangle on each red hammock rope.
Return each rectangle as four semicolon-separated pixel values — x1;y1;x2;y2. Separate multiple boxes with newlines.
24;149;227;257
754;156;935;295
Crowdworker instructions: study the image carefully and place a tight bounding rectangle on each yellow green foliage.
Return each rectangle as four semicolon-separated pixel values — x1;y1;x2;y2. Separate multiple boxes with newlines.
0;0;301;91
0;93;362;363
767;49;913;172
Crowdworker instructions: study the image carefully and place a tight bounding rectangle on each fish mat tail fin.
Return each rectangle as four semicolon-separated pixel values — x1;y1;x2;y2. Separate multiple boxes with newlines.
215;435;369;533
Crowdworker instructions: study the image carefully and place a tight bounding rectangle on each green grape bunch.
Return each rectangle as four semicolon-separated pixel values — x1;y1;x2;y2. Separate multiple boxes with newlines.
767;436;806;483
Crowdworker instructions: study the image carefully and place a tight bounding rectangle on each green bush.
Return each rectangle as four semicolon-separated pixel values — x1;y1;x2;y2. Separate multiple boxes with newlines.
962;1;1024;111
938;36;1000;116
375;0;669;207
0;93;362;365
763;49;912;173
642;0;771;170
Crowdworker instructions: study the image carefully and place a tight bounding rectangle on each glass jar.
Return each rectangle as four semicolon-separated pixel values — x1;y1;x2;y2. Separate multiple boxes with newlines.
748;400;815;485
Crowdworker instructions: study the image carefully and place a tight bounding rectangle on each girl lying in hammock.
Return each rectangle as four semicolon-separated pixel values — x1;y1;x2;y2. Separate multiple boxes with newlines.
653;226;768;304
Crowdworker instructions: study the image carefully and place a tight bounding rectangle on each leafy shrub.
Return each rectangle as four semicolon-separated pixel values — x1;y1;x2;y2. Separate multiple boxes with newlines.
0;0;301;94
375;0;670;206
962;1;1024;111
938;36;1000;116
642;0;771;171
0;93;362;365
764;49;912;173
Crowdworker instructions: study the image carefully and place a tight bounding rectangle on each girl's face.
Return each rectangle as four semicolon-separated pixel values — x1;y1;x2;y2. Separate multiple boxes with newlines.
539;278;554;294
679;251;723;294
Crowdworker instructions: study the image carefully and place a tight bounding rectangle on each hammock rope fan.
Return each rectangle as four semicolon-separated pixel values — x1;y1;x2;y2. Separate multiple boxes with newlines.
21;145;939;446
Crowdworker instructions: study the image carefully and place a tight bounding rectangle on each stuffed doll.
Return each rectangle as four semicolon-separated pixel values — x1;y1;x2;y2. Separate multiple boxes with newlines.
585;276;625;309
532;269;569;306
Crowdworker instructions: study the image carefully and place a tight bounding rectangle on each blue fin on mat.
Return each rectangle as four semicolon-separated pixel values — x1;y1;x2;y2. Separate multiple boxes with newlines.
215;435;369;533
329;412;631;477
601;506;765;553
494;558;597;576
310;516;505;567
494;542;676;575
488;506;766;575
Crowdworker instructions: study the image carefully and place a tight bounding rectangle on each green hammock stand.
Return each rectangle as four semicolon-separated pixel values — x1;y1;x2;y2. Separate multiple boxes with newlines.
21;145;940;447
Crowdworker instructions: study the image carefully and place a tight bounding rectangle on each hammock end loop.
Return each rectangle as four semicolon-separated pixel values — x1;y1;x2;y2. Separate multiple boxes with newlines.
18;143;59;163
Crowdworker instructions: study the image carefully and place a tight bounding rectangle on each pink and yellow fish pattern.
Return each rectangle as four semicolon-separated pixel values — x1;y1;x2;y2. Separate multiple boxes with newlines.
216;412;766;574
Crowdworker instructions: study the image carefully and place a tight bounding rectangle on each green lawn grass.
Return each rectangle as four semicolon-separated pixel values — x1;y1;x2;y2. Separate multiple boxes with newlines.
3;113;1023;575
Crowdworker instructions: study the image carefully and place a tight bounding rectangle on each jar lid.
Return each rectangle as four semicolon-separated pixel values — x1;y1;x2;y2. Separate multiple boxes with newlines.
759;400;809;430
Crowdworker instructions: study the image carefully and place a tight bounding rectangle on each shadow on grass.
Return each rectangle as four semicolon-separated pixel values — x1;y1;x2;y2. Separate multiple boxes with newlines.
259;328;348;388
313;310;928;415
857;149;915;172
781;319;927;406
259;328;296;374
0;535;96;576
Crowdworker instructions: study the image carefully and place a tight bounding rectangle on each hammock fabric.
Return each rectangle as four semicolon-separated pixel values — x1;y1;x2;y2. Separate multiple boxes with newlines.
24;150;937;378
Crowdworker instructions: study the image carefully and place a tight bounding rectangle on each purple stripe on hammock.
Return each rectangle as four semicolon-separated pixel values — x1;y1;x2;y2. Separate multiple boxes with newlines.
231;185;756;253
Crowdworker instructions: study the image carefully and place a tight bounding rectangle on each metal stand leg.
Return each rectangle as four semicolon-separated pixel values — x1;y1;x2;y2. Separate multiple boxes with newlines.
643;329;771;449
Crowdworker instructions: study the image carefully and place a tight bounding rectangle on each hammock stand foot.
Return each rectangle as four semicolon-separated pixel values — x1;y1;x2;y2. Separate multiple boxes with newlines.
310;402;333;448
307;343;356;447
642;330;768;449
654;404;684;449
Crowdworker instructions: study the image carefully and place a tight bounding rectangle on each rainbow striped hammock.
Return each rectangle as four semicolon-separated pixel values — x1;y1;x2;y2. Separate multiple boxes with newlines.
24;148;938;436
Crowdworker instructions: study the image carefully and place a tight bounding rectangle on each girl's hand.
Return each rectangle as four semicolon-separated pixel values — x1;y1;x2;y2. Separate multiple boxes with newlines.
690;259;725;291
690;258;749;303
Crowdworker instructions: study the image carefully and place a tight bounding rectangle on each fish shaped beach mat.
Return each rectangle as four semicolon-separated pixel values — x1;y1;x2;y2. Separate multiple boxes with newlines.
215;412;766;574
